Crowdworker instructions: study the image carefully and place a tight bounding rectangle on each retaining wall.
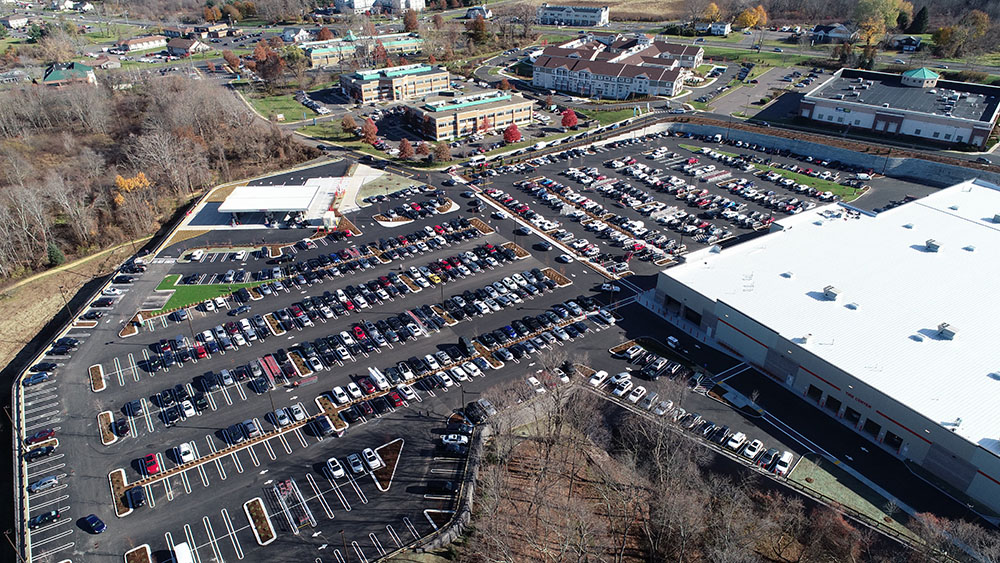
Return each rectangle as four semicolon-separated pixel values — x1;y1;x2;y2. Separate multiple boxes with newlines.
662;122;1000;188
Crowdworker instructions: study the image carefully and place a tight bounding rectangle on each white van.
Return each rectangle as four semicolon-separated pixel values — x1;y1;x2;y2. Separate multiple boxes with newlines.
173;542;195;563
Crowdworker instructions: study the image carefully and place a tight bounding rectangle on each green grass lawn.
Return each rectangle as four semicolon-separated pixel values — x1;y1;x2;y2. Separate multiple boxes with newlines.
696;63;716;75
579;108;644;125
244;90;316;121
789;454;921;544
298;123;445;168
678;144;860;201
702;45;815;66
154;274;262;313
82;23;141;44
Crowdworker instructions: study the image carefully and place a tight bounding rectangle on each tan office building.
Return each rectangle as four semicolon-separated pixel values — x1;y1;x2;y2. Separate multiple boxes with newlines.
405;89;533;141
340;64;449;103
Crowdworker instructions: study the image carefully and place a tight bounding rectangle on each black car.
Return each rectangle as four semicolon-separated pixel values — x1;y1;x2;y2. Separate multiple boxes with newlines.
25;446;55;462
30;362;57;373
464;402;488;424
193;393;209;411
427;480;458;494
126;486;146;508
158;388;176;407
113;418;130;437
173;383;190;402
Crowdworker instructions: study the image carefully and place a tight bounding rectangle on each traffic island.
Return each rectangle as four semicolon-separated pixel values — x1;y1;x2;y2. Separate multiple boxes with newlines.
124;544;151;563
469;217;494;234
90;364;105;392
248;287;263;301
398;274;421;293
431;305;457;326
541;267;572;287
473;341;503;369
73;320;98;329
337;215;362;236
373;214;414;228
501;241;530;259
289;350;313;377
244;497;277;546
373;438;403;492
109;469;132;518
98;411;117;446
118;315;140;338
610;339;638;356
436;197;458;214
264;313;285;336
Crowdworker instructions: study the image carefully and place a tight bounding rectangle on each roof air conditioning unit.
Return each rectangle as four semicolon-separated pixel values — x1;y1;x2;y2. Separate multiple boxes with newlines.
925;239;940;252
822;285;840;300
937;323;957;340
992;213;1000;223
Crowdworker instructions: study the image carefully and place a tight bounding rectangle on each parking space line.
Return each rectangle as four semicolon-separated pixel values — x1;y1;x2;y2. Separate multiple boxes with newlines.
344;472;368;504
29;494;69;510
113;357;125;387
24;410;59;423
206;436;226;480
352;541;369;563
305;473;335;520
230;451;244;473
30;528;73;547
233;382;247;401
24;401;60;415
246;445;260;467
31;541;74;560
128;352;140;382
203;516;224;563
220;386;233;406
370;533;386;556
262;438;276;460
142;397;155;432
27;461;65;477
144;482;156;507
277;432;292;454
292;427;308;448
403;517;419;540
328;477;351;511
181;526;202;563
221;508;244;560
386;525;402;548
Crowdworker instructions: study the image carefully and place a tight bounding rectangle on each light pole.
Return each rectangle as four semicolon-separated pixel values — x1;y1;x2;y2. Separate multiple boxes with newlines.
57;285;71;321
340;529;350;562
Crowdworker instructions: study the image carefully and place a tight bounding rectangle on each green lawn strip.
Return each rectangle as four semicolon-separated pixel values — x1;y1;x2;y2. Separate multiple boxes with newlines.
244;91;316;120
154;274;262;313
789;454;921;544
701;45;815;66
677;144;859;200
298;123;444;169
578;108;642;125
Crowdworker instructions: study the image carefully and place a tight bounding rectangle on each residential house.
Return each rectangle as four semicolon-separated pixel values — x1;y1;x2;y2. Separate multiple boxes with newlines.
50;0;74;10
167;38;210;56
92;54;121;69
282;27;312;43
694;21;711;34
116;35;167;52
810;23;858;43
162;25;197;38
711;22;731;36
891;35;922;52
334;0;376;14
0;15;28;28
42;62;97;88
73;1;94;11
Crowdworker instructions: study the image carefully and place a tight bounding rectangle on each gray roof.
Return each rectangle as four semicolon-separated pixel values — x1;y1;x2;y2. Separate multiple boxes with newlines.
806;69;1000;123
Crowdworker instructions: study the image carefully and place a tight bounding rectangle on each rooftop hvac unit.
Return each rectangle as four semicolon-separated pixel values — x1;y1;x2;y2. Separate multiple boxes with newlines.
822;285;840;300
993;213;1000;223
925;239;940;252
937;323;958;340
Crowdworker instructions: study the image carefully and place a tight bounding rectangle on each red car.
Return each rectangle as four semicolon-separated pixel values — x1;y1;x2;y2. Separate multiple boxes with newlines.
344;299;355;311
433;224;445;234
194;345;208;359
25;429;55;445
142;453;159;475
409;202;422;211
388;391;404;407
358;377;376;394
352;326;367;340
289;305;304;318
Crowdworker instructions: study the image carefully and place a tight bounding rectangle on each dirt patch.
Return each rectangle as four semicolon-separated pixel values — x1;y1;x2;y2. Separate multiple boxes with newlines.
541;267;572;287
469;217;494;234
0;241;137;372
610;339;637;355
244;497;276;545
289;350;312;377
337;215;362;236
474;340;503;369
373;438;404;492
315;395;348;432
98;411;117;445
373;214;412;223
427;510;455;530
109;469;130;517
119;314;140;338
124;545;151;563
73;320;98;329
264;313;285;336
575;363;596;378
431;305;457;326
399;274;421;293
164;229;213;251
501;241;530;259
90;364;105;392
206;183;243;203
248;287;262;300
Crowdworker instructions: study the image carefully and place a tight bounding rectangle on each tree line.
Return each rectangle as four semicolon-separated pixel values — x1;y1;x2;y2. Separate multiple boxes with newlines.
0;76;316;281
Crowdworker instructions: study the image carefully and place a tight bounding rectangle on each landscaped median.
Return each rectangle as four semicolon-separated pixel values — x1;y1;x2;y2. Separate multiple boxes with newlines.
501;241;530;259
373;438;404;492
152;274;262;316
468;217;494;235
90;364;105;392
109;469;132;518
123;544;152;563
243;497;277;546
98;411;117;446
541;267;572;287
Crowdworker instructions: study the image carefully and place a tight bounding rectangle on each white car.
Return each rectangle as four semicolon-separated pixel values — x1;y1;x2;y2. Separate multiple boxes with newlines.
204;299;216;312
450;366;470;381
441;434;470;446
437;373;455;388
462;361;481;377
287;404;306;421
180;400;196;418
103;287;123;296
741;439;765;461
398;384;417;401
774;451;794;476
214;297;226;309
627;385;647;403
175;442;195;463
346;453;365;474
726;432;747;451
588;370;609;386
424;354;440;370
609;371;631;386
332;386;350;404
611;380;633;397
325;457;346;479
273;408;292;427
653;400;674;416
527;376;545;393
346;382;363;400
362;448;384;470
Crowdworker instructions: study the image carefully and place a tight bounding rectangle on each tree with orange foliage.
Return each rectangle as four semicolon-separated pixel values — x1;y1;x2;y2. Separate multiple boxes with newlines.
416;141;430;156
498;78;511;90
317;27;334;41
404;9;418;32
398;138;414;159
361;117;378;145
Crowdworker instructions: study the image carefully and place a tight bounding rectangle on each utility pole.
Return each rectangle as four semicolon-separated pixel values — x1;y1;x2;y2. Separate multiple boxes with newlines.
340;529;350;562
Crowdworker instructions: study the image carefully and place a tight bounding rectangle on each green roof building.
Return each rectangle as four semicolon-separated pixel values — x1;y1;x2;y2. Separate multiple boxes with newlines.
301;33;424;68
42;62;97;88
901;67;939;88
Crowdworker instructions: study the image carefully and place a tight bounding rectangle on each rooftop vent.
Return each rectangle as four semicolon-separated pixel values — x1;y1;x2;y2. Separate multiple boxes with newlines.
963;245;976;252
925;239;940;252
823;285;840;300
845;302;859;310
937;323;958;340
948;205;959;210
903;223;914;229
781;271;794;279
993;213;1000;223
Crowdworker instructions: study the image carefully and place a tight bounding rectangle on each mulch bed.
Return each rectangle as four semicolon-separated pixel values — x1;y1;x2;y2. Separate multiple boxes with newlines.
398;274;421;293
338;215;362;236
501;241;530;259
245;498;276;544
90;364;105;392
264;313;285;336
109;469;130;517
610;339;637;355
98;411;117;445
124;545;151;563
373;214;413;224
541;267;572;287
474;341;503;369
373;438;404;491
469;217;494;234
432;305;457;325
289;351;312;377
118;315;140;338
73;320;98;328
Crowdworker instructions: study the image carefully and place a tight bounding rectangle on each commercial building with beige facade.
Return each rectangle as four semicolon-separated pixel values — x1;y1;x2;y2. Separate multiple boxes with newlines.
340;64;449;103
405;88;533;141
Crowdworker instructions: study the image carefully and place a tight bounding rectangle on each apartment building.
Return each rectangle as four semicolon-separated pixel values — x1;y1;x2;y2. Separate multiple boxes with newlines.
301;31;424;67
536;3;609;26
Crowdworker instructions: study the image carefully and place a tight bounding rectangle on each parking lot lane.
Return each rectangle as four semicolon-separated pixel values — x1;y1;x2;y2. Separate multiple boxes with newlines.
305;473;336;520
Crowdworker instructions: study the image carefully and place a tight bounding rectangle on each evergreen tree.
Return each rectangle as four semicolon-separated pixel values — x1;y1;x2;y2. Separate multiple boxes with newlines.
47;242;65;267
909;6;929;34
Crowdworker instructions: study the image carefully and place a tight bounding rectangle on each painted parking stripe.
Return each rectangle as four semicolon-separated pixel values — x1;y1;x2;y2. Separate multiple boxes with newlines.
29;528;73;547
230;450;244;473
191;443;210;487
180;468;192;494
128;353;140;382
28;460;66;477
403;517;419;540
203;516;224;563
292;427;308;448
328;477;350;511
221;508;244;560
141;398;154;432
182;525;202;563
305;473;335;520
352;541;369;563
246;445;260;467
113;357;125;387
29;493;69;510
144;482;156;508
206;436;226;480
276;432;292;454
370;533;386;556
386;525;402;548
31;541;74;560
261;438;276;460
344;472;368;504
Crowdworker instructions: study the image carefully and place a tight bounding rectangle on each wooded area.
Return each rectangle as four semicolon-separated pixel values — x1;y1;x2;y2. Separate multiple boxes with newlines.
0;77;316;282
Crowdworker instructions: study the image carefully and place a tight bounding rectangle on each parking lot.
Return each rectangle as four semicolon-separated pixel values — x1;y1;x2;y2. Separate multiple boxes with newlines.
13;126;944;562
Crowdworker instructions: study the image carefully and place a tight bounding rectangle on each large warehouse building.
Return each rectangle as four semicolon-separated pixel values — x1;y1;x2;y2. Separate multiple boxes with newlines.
799;67;1000;149
650;179;1000;514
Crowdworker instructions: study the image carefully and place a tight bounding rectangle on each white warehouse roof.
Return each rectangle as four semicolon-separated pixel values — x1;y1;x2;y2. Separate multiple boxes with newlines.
663;179;1000;452
218;184;325;213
